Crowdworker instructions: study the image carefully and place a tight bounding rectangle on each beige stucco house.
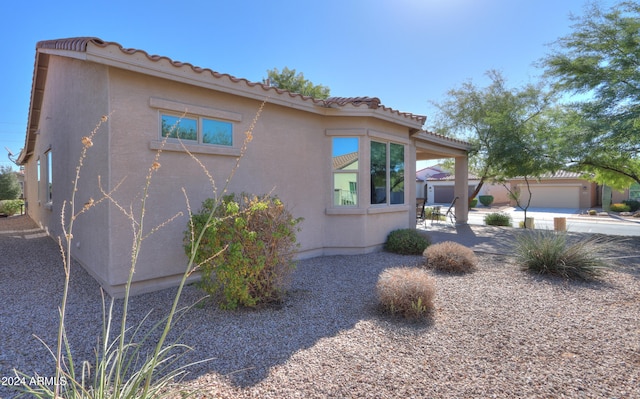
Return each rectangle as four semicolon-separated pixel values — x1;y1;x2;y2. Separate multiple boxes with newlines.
17;37;470;297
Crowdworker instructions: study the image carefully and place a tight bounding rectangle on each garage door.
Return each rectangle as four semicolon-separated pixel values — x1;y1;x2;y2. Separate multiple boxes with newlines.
433;185;476;203
519;186;579;209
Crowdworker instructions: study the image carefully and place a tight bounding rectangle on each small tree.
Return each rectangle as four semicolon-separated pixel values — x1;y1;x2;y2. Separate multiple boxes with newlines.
430;70;561;216
0;165;21;200
264;67;331;99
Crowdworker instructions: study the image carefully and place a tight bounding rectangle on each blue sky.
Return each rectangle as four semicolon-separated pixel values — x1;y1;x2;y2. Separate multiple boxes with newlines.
0;0;618;170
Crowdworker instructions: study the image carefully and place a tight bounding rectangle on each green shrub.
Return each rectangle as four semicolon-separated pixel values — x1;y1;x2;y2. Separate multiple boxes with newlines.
424;207;446;221
484;212;513;226
515;230;609;280
610;203;631;212
0;199;24;215
478;195;494;206
186;193;302;310
423;241;477;273
376;267;435;320
622;199;640;212
469;198;478;208
385;228;431;255
588;209;597;215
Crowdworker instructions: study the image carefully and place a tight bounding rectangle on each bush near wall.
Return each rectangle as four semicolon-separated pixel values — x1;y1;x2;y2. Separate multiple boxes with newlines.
478;195;494;206
385;229;431;255
0;199;24;216
622;199;640;212
185;193;302;310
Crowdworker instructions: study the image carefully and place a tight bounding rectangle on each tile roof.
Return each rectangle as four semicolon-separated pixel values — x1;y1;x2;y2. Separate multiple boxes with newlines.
35;37;426;124
332;152;359;170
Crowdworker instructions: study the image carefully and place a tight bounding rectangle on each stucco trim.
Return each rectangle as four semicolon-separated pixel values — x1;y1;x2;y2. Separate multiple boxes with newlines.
368;129;411;145
149;140;241;157
149;97;243;122
325;208;367;215
367;205;411;214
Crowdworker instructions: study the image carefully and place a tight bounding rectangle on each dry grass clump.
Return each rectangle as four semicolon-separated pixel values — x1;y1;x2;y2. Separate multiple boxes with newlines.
515;230;610;280
376;267;435;320
423;241;478;274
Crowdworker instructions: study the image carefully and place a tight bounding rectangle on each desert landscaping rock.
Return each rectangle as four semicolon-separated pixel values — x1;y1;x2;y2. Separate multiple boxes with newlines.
1;215;639;398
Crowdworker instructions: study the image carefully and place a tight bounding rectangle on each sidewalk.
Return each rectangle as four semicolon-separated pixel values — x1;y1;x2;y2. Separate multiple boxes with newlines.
418;223;518;255
418;205;640;256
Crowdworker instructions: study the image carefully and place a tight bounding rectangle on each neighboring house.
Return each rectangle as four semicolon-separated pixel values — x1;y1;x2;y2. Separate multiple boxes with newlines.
17;37;471;297
416;164;510;205
508;171;598;209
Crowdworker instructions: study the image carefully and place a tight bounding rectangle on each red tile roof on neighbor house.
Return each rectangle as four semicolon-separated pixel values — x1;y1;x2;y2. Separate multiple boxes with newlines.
35;37;427;124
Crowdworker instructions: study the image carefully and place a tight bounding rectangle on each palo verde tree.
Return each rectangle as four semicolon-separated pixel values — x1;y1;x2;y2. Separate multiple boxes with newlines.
430;70;561;216
543;1;640;189
264;67;331;99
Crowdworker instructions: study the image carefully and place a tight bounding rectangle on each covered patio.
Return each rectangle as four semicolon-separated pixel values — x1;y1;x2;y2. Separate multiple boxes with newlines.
412;130;471;224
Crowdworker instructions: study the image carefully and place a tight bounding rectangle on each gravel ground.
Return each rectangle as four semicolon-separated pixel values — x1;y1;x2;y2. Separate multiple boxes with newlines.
1;214;639;398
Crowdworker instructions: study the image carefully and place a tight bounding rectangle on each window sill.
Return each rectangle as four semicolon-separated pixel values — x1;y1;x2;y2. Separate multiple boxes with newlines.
326;205;410;215
149;140;241;157
367;205;410;214
325;208;367;215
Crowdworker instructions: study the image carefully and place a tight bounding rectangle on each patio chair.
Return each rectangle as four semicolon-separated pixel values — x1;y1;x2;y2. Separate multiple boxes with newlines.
432;196;458;225
416;198;426;226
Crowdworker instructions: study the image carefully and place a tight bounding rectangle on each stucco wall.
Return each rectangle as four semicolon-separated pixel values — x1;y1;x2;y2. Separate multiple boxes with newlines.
101;68;416;295
24;56;111;284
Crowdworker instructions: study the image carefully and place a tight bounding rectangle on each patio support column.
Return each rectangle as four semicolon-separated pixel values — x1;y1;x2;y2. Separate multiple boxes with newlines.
454;155;469;224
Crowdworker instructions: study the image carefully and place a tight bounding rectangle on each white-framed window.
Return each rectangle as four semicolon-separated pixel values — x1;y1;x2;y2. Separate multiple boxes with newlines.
370;140;405;205
332;137;359;206
161;113;233;146
36;158;41;202
45;150;52;203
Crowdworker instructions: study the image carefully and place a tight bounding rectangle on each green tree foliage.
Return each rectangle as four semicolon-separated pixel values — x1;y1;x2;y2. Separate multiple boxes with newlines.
543;1;640;188
265;67;331;99
0;165;21;200
430;70;561;207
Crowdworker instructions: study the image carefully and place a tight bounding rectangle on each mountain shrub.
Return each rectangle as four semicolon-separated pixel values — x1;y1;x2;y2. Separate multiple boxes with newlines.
384;228;430;255
423;241;478;274
186;193;302;310
376;267;435;320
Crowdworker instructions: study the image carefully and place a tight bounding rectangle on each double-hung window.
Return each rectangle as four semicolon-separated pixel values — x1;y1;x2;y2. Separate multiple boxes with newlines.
370;141;405;205
332;137;359;206
161;113;233;146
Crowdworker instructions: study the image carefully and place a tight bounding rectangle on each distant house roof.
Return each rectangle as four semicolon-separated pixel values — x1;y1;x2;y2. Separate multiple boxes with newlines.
416;164;479;182
509;170;586;180
333;152;358;170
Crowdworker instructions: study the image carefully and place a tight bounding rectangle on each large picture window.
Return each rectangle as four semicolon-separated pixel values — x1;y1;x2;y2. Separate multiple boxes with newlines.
370;141;404;205
332;137;359;206
161;113;233;146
